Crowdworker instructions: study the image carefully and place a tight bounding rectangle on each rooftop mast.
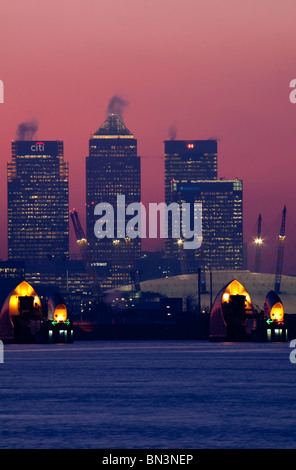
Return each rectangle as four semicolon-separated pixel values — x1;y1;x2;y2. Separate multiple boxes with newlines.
254;214;262;273
274;206;286;293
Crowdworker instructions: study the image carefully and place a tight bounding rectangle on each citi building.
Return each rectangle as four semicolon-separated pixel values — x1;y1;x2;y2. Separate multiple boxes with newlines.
7;140;69;262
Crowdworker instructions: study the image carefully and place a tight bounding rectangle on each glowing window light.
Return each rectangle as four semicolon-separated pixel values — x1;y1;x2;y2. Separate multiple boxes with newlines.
187;144;194;149
222;293;230;303
53;304;67;322
270;302;284;322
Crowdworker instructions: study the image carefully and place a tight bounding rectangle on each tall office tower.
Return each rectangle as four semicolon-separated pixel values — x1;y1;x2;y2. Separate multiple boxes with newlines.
171;179;244;272
164;140;218;259
164;140;218;203
86;114;141;289
8;140;69;262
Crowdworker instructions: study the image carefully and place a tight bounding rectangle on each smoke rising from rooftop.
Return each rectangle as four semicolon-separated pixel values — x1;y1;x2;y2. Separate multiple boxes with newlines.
16;120;38;140
107;95;129;119
168;125;177;140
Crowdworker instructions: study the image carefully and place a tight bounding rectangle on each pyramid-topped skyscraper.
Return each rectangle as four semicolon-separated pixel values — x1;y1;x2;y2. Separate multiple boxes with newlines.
89;113;137;159
93;113;134;137
86;113;141;290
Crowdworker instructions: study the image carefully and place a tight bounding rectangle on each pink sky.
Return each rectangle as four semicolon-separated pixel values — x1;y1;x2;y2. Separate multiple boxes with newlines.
1;0;296;274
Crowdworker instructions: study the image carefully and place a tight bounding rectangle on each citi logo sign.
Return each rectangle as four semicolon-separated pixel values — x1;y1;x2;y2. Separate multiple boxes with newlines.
0;80;3;104
30;142;45;152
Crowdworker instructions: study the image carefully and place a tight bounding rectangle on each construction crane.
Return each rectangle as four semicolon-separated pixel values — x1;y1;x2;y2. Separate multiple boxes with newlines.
70;210;101;297
254;214;262;273
274;206;287;293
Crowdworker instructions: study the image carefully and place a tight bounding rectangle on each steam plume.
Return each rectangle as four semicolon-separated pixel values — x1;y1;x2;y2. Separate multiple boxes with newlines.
16;120;38;140
168;125;177;140
106;95;129;119
207;136;220;142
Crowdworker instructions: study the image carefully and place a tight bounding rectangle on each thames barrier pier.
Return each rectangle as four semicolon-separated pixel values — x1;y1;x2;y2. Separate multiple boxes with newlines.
0;272;294;343
0;281;73;344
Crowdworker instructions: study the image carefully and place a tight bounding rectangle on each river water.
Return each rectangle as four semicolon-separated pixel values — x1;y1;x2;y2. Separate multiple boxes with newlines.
0;340;295;449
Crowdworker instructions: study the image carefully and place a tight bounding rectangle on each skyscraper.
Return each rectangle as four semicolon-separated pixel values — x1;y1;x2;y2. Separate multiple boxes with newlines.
164;139;218;203
8;140;69;262
164;139;218;260
171;179;244;272
164;139;244;274
86;114;141;289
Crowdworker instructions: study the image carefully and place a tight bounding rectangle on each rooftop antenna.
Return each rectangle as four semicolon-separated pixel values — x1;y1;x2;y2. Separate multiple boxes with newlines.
274;206;287;293
254;214;262;273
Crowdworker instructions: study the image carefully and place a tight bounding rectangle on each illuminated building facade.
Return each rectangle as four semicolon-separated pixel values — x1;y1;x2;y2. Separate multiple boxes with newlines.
171;179;243;271
8;141;69;262
164;140;218;203
86;114;141;289
0;260;25;280
164;140;218;259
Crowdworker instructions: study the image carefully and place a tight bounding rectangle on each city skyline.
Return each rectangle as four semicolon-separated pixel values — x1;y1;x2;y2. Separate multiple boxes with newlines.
2;1;296;453
1;0;296;276
0;111;295;275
